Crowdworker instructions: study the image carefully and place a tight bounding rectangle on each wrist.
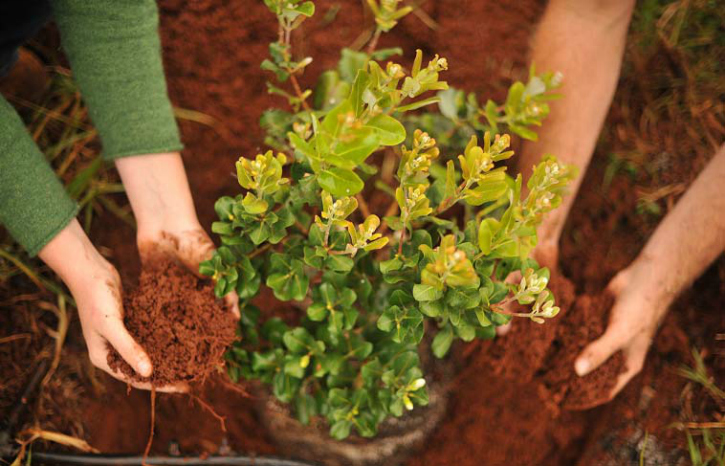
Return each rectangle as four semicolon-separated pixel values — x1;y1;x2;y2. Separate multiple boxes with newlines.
115;152;200;237
38;219;114;290
622;253;676;316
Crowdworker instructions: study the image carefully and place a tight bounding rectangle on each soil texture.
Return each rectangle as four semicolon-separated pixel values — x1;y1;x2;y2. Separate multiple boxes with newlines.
0;1;722;465
107;255;236;386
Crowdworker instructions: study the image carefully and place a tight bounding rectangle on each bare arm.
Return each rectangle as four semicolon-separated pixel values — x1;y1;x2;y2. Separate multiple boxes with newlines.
518;0;636;265
576;143;725;397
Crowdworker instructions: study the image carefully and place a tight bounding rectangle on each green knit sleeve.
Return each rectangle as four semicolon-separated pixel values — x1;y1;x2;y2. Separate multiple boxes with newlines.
0;97;79;256
50;0;183;160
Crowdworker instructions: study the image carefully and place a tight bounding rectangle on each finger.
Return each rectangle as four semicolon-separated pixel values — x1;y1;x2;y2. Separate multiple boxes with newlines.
88;332;187;393
496;321;512;336
102;318;153;378
225;291;241;318
574;328;625;377
504;270;522;285
176;229;215;276
609;336;649;398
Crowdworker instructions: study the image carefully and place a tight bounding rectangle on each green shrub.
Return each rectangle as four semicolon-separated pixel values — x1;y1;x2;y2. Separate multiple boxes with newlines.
201;0;575;440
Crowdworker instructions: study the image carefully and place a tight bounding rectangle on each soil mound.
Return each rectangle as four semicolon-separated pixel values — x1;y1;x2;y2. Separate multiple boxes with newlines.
488;276;626;411
107;255;236;386
540;292;626;410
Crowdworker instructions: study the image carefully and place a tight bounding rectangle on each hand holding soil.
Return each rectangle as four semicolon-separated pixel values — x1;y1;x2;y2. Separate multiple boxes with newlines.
36;219;157;385
106;251;236;388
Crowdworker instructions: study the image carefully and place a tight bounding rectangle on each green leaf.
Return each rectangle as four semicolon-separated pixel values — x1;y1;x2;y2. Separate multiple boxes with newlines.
396;96;440;113
307;302;327;321
326;254;354;272
419;300;442;318
328;128;380;166
380;257;403;274
370;47;403;60
444;160;457;200
445;287;481;309
295;1;315;17
465;179;508;206
261;59;289;81
366;114;406;146
273;371;299;403
349;70;370;116
437;88;462;120
510;124;538;141
432;326;454;359
249;221;271;245
289;132;318;160
284;356;307;378
318;167;364;197
377;311;393;332
321;100;352;137
242;192;268;214
413;284;442;302
338;48;368;82
283;328;316;353
211;221;234;236
295;393;316;425
330;420;352;439
478;218;499;255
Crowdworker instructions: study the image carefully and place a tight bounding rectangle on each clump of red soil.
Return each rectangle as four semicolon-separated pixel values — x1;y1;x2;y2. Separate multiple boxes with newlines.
488;276;625;410
107;255;236;386
540;292;626;410
488;275;577;381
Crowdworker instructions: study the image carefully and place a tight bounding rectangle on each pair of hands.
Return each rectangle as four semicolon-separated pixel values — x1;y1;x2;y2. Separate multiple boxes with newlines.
39;152;238;393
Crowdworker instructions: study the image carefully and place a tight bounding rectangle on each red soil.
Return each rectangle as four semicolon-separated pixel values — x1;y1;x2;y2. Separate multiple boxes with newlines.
106;255;236;386
2;0;720;464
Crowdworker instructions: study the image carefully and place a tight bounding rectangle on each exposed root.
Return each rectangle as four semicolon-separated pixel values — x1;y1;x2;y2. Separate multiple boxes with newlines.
190;393;227;433
142;387;156;466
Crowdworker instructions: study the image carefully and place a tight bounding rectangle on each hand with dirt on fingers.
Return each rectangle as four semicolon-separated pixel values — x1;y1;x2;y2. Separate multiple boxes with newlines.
136;226;241;317
116;151;240;320
573;264;667;398
575;144;725;401
38;219;184;392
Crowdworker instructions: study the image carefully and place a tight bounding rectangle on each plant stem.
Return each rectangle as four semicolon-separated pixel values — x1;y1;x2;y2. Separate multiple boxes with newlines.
366;28;382;55
289;74;312;112
436;180;468;215
249;243;273;259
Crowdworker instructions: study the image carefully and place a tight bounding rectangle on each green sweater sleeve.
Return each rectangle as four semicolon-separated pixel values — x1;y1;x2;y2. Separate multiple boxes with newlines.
0;1;182;256
51;0;183;160
0;97;79;256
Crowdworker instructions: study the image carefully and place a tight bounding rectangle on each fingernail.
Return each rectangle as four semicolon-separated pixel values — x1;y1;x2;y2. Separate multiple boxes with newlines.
575;359;590;377
138;360;152;377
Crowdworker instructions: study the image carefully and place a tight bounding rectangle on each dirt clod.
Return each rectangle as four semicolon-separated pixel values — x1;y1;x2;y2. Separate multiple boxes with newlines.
107;255;236;386
542;293;626;410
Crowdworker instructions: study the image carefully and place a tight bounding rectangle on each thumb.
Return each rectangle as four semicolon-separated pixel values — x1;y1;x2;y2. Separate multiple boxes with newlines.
103;318;153;378
574;328;623;377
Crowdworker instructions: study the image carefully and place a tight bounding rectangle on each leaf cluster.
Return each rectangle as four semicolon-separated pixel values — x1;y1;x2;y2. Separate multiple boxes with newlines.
206;0;575;440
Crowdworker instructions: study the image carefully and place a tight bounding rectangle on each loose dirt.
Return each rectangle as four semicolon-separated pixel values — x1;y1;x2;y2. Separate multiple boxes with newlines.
1;0;721;464
107;255;236;386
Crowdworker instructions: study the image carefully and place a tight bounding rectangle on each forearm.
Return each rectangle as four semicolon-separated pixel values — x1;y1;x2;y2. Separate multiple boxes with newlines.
519;0;636;241
632;144;725;307
115;152;200;239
